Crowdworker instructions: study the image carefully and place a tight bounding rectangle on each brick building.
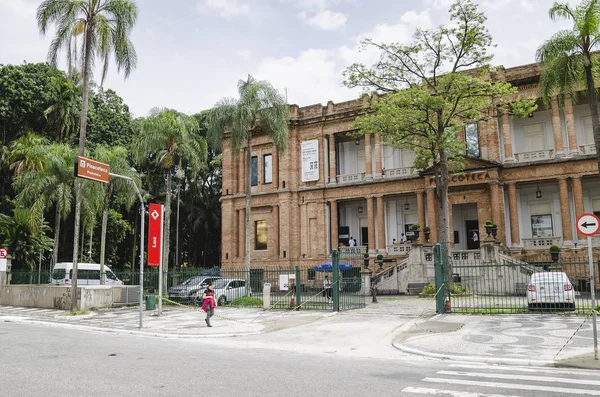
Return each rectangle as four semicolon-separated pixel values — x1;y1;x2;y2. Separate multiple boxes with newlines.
220;61;600;269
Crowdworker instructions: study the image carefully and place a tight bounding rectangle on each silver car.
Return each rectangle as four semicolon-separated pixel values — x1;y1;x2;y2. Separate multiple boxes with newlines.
168;276;221;300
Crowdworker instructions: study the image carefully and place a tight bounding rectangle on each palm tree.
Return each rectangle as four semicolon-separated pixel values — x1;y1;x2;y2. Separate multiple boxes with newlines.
37;0;138;308
93;145;138;283
206;75;290;275
7;132;49;177
44;76;80;142
13;143;76;268
133;108;207;275
536;0;600;173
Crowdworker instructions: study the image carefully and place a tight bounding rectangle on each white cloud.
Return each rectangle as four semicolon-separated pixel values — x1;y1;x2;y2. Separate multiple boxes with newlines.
199;0;250;18
299;10;347;30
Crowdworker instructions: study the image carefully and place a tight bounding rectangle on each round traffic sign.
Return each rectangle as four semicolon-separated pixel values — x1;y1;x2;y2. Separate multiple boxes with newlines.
576;213;600;236
0;248;7;258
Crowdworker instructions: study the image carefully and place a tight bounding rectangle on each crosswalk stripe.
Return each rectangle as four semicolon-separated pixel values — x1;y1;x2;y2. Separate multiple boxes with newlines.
437;370;600;386
402;386;520;397
449;363;600;376
424;378;600;396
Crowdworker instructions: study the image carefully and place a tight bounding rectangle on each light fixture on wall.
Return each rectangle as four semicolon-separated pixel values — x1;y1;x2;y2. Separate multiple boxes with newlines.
536;185;542;199
404;197;410;211
355;139;360;145
358;207;363;214
528;112;534;118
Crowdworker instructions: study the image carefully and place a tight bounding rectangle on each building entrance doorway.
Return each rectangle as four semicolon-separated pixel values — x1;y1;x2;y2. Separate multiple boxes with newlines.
452;204;479;250
361;227;368;250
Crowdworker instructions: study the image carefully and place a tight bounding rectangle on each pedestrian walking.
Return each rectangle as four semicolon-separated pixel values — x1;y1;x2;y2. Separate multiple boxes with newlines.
323;275;332;303
202;281;216;327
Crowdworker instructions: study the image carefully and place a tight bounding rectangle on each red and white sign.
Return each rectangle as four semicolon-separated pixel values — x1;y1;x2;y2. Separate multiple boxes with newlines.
147;203;163;267
0;248;7;259
577;213;600;237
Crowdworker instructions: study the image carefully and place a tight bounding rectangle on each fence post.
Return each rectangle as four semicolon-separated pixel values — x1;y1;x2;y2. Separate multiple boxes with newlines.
332;249;340;312
295;266;301;310
434;244;446;314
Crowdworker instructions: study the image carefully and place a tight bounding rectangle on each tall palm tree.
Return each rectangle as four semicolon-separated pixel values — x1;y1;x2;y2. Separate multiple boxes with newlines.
536;0;600;173
93;145;138;283
206;75;290;275
7;132;49;177
133;108;207;274
37;0;138;308
13;143;77;268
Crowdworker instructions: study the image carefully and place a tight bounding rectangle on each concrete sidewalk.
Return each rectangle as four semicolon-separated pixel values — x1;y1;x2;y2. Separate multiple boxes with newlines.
393;313;600;369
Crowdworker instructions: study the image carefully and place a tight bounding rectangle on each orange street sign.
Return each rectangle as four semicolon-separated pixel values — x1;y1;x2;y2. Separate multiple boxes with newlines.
74;156;110;184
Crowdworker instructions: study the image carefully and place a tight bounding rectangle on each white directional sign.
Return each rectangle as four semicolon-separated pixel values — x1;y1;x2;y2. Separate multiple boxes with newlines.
577;213;600;237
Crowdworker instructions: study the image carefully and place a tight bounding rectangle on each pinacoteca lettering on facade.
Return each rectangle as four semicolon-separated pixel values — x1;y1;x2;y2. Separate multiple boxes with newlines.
301;139;319;182
429;171;491;185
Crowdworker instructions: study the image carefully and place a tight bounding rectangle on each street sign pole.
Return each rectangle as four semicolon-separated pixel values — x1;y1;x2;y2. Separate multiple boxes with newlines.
158;205;164;316
577;213;600;360
589;236;598;360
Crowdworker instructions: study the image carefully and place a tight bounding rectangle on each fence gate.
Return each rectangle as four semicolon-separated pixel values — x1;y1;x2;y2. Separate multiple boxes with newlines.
434;244;449;314
337;248;366;311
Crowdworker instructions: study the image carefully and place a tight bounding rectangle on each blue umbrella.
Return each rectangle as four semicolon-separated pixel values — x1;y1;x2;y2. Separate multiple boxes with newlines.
313;260;353;272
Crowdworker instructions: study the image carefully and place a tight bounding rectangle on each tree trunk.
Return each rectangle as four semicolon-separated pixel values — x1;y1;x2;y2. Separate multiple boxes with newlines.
584;64;600;178
100;188;110;285
71;23;94;311
163;169;172;276
52;206;61;269
245;132;252;287
175;180;180;267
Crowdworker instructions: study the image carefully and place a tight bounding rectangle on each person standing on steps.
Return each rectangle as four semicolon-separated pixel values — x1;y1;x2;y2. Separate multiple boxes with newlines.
202;281;216;327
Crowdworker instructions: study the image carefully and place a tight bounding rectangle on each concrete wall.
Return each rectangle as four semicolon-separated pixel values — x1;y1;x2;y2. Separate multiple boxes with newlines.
0;285;115;310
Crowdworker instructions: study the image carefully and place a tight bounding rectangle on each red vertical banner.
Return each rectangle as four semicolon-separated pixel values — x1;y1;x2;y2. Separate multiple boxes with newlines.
147;203;163;267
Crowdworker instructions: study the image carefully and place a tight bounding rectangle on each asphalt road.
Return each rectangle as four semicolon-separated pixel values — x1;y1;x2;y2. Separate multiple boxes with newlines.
1;322;599;397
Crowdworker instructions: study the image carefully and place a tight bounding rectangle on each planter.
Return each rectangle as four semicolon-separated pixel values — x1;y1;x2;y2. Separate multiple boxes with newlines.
412;230;420;241
491;227;498;239
363;258;369;268
550;251;559;263
485;225;493;238
424;231;431;243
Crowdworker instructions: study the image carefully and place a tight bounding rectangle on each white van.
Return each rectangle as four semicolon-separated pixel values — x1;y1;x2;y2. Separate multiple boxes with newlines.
51;263;123;285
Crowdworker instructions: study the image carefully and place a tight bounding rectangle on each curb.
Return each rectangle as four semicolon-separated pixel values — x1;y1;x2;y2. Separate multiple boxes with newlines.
392;341;555;367
0;316;264;339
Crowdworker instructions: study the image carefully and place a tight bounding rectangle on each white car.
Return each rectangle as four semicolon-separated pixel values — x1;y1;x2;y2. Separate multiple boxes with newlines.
193;278;251;306
51;262;123;285
527;271;575;310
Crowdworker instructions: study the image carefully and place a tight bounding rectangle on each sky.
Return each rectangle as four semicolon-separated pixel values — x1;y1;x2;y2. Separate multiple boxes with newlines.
0;0;575;118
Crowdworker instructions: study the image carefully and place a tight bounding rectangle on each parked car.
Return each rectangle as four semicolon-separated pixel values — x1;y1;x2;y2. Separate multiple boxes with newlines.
51;263;123;285
168;276;221;300
527;271;575;310
193;278;251;306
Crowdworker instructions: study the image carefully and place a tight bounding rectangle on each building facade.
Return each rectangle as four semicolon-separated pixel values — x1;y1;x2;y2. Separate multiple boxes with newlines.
220;62;600;269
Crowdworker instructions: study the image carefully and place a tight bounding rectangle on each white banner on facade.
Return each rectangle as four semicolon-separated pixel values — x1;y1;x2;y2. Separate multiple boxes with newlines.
301;139;319;182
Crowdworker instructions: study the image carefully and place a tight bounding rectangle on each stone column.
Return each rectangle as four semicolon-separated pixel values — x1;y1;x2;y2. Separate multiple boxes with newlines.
564;97;580;155
238;149;246;194
558;177;573;246
330;200;338;250
502;113;515;162
272;147;279;189
417;191;426;244
551;96;565;157
572;176;585;240
238;209;245;258
328;134;337;184
487;118;500;162
426;188;438;243
489;182;501;227
319;136;326;184
507;183;520;246
367;196;376;253
374;134;383;178
365;133;373;181
376;195;386;252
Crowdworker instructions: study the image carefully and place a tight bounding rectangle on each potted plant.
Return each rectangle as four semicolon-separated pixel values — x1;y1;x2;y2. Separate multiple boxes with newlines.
485;220;493;237
363;252;370;268
410;223;421;241
550;245;561;263
423;226;431;243
491;224;498;239
376;254;384;270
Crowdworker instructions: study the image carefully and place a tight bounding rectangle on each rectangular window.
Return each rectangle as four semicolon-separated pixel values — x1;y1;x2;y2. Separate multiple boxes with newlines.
251;156;258;186
401;149;415;168
593;199;600;222
465;123;480;158
255;220;268;250
404;213;419;235
523;123;546;152
584;116;594;144
263;154;273;184
530;203;553;237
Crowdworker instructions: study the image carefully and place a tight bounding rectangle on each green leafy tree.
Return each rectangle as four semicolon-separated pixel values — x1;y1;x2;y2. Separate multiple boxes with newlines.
86;89;134;148
0;206;53;271
536;0;600;174
206;75;289;275
37;0;138;308
93;145;138;282
14;143;76;267
342;0;534;291
133;108;207;273
44;76;80;142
